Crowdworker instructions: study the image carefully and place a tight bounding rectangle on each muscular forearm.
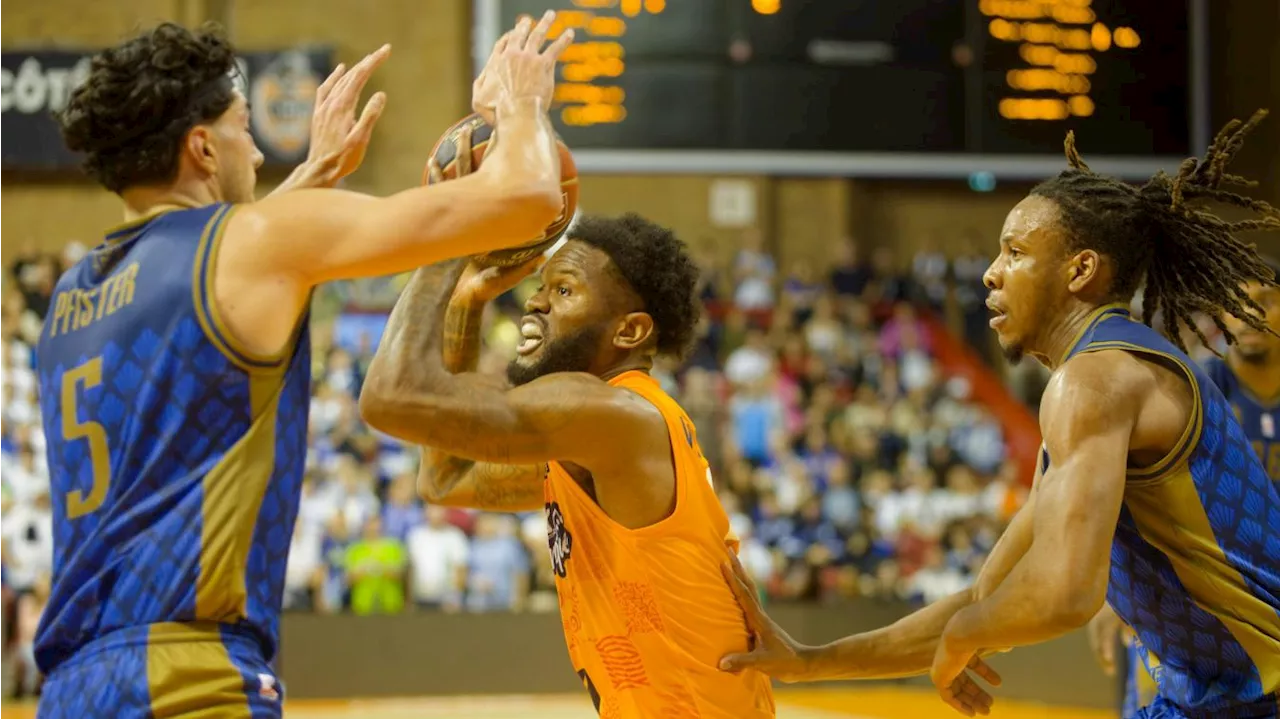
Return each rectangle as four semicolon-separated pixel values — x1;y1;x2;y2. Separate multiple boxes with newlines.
803;589;976;680
363;260;464;401
942;542;1099;653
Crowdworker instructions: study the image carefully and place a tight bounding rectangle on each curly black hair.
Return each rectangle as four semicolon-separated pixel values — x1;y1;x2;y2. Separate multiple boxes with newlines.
1031;109;1280;354
60;22;239;193
570;213;701;359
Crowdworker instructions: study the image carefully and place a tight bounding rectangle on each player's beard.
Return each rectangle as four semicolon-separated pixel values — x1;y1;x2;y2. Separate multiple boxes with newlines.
1001;341;1026;364
507;322;606;386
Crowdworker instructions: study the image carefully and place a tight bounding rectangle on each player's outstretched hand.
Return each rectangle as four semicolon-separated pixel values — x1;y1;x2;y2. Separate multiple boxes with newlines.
717;552;812;683
307;44;390;183
453;257;542;305
930;638;1003;717
473;10;574;124
1086;603;1124;677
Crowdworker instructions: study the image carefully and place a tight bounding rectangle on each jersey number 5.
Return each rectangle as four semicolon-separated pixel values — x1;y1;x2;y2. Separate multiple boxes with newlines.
62;356;112;519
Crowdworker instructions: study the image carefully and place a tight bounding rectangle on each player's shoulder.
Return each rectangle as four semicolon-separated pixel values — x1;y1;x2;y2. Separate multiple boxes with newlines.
1043;351;1153;428
1056;349;1156;399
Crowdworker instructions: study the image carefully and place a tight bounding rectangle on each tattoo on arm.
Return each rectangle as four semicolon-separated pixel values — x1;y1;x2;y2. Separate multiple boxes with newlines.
442;297;485;374
419;447;546;511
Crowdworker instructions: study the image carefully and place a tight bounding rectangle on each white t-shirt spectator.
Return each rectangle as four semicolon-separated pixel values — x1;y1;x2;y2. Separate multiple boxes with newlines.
3;500;54;590
408;522;470;604
724;346;773;387
284;527;323;607
907;564;970;604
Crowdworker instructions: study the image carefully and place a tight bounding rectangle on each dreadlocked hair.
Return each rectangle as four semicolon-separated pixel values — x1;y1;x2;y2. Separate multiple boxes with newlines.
1030;109;1280;355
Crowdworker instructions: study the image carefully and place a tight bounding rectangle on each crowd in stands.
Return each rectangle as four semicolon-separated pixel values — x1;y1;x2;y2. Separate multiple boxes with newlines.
2;229;1039;682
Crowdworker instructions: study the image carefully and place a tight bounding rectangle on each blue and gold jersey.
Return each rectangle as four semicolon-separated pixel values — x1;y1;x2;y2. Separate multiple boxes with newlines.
34;204;311;674
1204;356;1280;484
1057;304;1280;717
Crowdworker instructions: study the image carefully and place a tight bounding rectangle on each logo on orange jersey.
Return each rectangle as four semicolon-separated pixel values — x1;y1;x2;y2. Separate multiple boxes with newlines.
546;501;573;578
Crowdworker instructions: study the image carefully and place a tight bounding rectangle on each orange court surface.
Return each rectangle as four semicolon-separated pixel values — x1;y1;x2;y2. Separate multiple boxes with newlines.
7;686;1114;718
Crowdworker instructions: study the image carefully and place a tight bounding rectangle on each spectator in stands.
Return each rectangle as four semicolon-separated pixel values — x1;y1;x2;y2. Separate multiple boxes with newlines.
381;473;421;542
407;505;469;612
465;514;529;613
733;228;777;310
2;491;53;595
829;238;874;298
10;571;49;699
344;515;408;616
283;521;324;611
912;234;950;311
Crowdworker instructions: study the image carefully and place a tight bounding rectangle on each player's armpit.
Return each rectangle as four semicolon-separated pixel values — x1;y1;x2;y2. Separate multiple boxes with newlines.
418;450;546;512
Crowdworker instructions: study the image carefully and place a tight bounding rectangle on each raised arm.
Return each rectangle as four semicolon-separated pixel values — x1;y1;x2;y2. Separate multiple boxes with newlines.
929;351;1136;714
360;260;663;477
212;13;574;361
415;261;547;512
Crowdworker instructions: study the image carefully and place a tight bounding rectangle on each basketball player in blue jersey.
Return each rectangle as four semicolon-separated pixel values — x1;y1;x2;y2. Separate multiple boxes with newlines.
34;15;572;718
714;111;1280;719
1089;255;1280;717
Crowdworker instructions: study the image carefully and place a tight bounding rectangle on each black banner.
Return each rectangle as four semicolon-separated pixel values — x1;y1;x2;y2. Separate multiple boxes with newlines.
1;47;333;171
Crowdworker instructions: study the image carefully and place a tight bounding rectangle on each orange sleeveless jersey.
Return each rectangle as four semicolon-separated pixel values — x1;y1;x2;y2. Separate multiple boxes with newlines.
544;371;776;719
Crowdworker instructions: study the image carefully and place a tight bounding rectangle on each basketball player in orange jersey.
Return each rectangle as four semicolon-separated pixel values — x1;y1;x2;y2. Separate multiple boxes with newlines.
35;13;571;718
360;214;776;718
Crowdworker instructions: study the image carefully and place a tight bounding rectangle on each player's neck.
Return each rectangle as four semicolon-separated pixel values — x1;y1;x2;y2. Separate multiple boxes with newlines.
599;359;651;382
1039;302;1099;370
119;183;219;222
1227;352;1280;400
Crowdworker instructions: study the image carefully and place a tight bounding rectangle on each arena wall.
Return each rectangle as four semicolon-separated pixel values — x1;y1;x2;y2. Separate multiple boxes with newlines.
277;603;1118;709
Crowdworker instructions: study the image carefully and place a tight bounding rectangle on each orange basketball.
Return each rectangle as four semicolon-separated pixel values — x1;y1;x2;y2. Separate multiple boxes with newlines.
424;113;579;267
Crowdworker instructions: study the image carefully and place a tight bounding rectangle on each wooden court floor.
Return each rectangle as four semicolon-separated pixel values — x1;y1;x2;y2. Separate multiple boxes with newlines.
7;687;1115;718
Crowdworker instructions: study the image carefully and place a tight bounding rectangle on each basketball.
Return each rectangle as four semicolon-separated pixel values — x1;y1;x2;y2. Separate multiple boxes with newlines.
423;113;579;267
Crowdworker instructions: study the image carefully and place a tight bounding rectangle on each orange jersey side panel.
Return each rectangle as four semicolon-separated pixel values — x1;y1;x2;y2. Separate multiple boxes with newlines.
545;371;775;719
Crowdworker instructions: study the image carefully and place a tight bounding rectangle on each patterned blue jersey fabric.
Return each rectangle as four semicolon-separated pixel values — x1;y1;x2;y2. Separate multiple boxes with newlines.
34;204;311;674
1204;356;1280;485
1052;305;1280;718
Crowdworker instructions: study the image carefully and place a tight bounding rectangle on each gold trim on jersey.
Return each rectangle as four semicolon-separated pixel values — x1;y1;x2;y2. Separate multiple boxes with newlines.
1123;466;1280;696
194;373;283;622
1076;340;1203;482
146;622;253;718
102;207;180;242
192;204;294;372
1056;302;1132;367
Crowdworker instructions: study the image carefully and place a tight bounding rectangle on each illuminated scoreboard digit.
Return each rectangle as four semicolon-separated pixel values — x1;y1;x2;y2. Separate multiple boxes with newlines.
978;0;1196;156
546;3;629;128
983;0;1142;121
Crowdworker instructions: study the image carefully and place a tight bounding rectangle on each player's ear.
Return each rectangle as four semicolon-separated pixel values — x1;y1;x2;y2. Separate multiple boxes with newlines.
1066;249;1104;295
613;311;655;351
184;125;219;176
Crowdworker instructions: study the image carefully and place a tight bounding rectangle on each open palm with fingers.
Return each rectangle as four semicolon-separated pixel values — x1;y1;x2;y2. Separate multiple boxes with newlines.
472;10;575;125
931;637;1003;717
307;44;390;183
716;552;813;683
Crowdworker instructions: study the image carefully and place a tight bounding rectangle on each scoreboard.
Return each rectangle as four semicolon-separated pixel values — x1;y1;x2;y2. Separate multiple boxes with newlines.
474;0;1207;177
